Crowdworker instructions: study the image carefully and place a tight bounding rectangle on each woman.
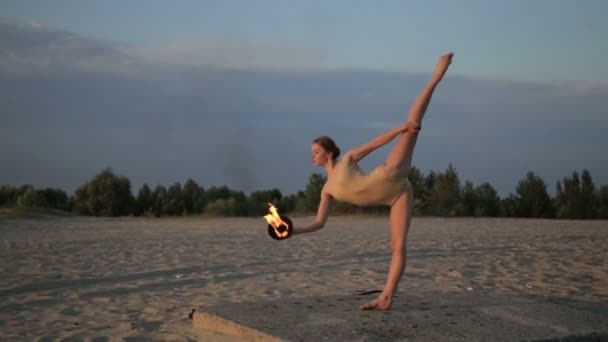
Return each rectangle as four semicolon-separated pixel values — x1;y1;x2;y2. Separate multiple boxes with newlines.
292;53;454;311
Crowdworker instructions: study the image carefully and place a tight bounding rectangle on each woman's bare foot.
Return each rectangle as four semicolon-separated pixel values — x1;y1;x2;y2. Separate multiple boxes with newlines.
431;52;454;84
360;293;393;311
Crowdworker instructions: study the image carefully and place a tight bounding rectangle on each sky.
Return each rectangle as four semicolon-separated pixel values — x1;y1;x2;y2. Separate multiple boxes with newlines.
1;1;607;198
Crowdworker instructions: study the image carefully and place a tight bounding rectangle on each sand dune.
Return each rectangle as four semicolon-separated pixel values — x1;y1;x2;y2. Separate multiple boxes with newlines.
0;216;606;341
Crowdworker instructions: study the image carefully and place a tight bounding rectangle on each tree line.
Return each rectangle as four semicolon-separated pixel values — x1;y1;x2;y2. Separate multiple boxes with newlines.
1;165;607;219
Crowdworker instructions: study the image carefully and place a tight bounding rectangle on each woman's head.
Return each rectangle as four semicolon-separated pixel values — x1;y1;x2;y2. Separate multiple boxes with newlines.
312;136;340;166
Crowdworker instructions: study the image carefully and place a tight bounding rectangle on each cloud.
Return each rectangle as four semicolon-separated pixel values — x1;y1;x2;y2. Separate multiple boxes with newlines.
0;20;138;75
126;38;328;71
2;18;607;95
558;81;608;96
0;19;331;77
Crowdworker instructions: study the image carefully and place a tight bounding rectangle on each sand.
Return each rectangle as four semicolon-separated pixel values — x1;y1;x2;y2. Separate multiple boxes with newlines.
0;216;607;341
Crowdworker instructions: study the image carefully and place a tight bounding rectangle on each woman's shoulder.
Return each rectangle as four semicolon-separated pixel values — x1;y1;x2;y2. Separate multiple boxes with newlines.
339;150;356;164
321;178;334;197
337;153;360;170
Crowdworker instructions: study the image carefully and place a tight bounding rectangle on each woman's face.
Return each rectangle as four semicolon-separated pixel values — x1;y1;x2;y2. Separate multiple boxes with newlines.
311;143;331;166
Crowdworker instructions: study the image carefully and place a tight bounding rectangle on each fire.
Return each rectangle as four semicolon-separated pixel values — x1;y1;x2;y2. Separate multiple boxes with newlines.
264;203;291;239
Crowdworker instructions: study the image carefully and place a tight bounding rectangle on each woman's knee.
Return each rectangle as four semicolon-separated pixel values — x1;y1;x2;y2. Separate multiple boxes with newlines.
407;121;421;134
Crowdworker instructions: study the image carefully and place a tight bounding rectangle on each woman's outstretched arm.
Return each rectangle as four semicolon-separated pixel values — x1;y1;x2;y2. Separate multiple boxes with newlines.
292;186;332;235
348;123;417;163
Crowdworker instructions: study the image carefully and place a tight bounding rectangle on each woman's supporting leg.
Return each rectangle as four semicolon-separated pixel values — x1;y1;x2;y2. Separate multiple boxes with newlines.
384;53;453;177
361;185;413;310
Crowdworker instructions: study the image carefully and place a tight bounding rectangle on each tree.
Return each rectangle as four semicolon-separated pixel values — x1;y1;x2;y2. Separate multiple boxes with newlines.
151;185;167;217
228;190;248;216
556;171;581;219
580;170;597;219
165;182;185;215
249;188;283;215
205;190;248;216
498;194;518;217
460;181;476;216
473;182;500;217
135;184;153;216
292;191;308;214
426;164;461;216
250;189;282;204
73;168;134;216
17;186;47;208
597;185;608;219
423;170;436;214
0;185;19;207
38;188;70;211
192;187;207;214
183;179;205;214
205;198;235;216
556;170;598;219
305;173;326;212
408;166;427;215
278;193;299;215
515;171;554;218
206;186;231;202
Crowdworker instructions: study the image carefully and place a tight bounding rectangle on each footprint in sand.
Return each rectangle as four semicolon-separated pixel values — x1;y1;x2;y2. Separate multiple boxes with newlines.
434;268;463;291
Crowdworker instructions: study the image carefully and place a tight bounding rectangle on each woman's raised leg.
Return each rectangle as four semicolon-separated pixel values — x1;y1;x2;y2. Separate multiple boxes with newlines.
384;53;453;177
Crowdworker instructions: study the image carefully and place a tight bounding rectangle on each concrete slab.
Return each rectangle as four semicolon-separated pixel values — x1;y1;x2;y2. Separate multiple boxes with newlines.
193;291;608;341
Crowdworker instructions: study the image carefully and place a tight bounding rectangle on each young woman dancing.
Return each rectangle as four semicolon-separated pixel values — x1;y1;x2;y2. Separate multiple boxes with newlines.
292;52;454;311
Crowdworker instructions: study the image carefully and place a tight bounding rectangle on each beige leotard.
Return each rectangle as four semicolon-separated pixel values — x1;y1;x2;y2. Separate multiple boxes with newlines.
327;153;410;206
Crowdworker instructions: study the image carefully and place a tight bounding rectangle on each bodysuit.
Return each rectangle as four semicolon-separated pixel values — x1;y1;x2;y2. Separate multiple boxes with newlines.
328;154;410;206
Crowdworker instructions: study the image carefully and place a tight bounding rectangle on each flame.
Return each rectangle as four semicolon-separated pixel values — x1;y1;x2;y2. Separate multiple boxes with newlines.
263;203;290;238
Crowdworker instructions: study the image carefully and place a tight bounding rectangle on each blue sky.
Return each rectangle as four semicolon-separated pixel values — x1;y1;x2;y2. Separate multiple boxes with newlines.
1;1;607;197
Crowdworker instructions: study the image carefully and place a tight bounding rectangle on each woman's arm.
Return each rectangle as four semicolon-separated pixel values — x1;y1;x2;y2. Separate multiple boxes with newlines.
292;187;332;235
348;123;417;163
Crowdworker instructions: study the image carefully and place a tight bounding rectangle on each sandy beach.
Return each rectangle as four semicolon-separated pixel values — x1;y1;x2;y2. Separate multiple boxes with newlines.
1;216;607;341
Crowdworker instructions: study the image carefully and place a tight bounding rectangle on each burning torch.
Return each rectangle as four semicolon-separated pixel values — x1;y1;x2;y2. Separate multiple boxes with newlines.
263;203;293;240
